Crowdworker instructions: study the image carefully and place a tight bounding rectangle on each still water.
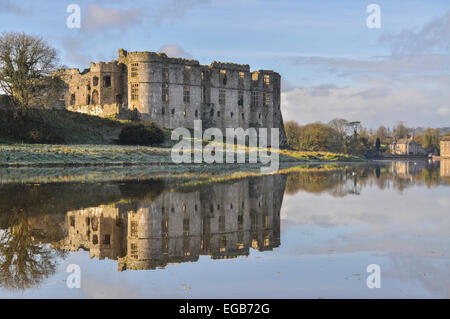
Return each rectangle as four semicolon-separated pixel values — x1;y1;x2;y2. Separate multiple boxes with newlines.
0;160;449;298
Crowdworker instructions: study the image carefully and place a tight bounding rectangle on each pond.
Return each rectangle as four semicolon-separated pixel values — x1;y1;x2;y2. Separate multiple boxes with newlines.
0;159;449;298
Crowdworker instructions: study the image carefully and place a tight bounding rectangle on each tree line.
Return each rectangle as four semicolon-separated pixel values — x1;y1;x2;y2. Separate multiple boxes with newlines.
285;119;446;156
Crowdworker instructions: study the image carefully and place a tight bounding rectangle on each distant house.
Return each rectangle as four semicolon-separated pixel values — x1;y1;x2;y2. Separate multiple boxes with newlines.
441;136;450;158
389;137;427;156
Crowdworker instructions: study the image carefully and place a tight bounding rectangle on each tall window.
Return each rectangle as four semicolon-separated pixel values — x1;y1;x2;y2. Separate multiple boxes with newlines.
131;83;139;101
252;72;259;82
130;63;138;78
238;90;244;106
162;83;169;102
264;93;270;107
183;85;190;103
103;75;111;87
264;74;270;87
220;70;227;86
184;65;191;83
162;65;169;82
239;72;244;86
219;89;226;105
201;86;206;103
251;91;260;106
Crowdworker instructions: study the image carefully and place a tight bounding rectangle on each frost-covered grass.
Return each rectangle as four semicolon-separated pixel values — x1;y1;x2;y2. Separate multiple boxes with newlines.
0;143;363;167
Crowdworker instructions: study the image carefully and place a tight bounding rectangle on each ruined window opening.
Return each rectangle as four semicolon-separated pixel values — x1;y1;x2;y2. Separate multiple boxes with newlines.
264;74;270;87
162;65;169;81
183;218;190;233
184;65;191;83
264;93;270;107
241;113;245;119
87;84;90;91
252;73;259;82
171;109;175;115
70;93;75;105
93;76;99;86
130;243;138;259
210;109;214;117
131;83;139;101
86;95;90;105
238;90;244;106
230;112;234;118
92;235;98;245
70;216;75;227
219;236;227;252
162;83;169;102
195;110;198;117
239;72;244;85
259;113;261;119
219;89;225;105
130;221;138;237
116;94;122;104
92;90;99;104
201;71;205;80
103;76;111;87
251;91;260;106
217;111;221;117
220;69;227;86
201;86;206;103
219;216;225;232
130;63;139;78
183;85;190;104
91;217;98;231
103;234;111;245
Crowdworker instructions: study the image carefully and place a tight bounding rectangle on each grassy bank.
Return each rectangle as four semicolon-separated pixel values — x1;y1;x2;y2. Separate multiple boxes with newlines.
0;143;363;167
0;107;125;144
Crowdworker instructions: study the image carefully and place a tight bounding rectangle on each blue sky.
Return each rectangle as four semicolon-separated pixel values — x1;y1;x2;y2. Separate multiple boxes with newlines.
1;0;450;128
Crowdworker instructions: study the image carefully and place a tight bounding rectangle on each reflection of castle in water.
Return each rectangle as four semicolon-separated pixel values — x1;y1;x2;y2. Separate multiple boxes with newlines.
59;175;286;271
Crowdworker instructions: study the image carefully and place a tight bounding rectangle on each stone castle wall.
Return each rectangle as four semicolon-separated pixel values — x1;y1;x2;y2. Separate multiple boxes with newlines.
56;49;287;146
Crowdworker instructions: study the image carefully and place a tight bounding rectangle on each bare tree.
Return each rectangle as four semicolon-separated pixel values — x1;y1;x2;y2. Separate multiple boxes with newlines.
0;32;63;117
328;118;349;137
393;121;410;140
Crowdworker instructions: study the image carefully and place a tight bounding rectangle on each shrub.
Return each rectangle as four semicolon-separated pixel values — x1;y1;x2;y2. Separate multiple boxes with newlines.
119;122;164;146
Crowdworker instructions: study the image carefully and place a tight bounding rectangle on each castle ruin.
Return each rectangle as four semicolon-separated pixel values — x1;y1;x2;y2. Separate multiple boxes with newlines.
57;49;287;146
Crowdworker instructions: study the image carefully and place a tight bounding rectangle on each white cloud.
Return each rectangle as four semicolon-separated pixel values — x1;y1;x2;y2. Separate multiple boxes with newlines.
159;45;193;59
83;4;144;32
282;11;450;128
281;83;450;128
380;11;450;55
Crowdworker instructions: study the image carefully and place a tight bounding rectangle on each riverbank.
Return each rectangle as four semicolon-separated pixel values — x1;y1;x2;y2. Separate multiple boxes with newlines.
0;143;363;167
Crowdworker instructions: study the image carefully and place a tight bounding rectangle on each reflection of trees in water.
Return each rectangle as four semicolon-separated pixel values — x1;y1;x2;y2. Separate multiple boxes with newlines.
0;209;67;291
285;162;444;196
